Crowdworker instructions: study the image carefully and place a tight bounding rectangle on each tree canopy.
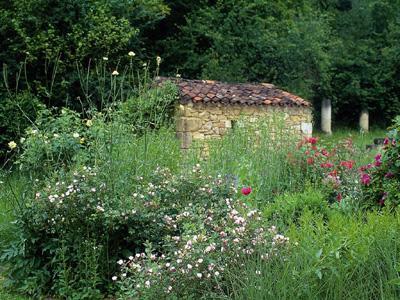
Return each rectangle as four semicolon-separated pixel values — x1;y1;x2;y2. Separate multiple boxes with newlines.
1;0;400;127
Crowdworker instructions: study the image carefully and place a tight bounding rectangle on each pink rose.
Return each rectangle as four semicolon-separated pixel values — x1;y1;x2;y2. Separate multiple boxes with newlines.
361;173;371;185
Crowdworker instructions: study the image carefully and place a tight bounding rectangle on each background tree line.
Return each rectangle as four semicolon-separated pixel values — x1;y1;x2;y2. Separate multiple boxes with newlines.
1;0;400;157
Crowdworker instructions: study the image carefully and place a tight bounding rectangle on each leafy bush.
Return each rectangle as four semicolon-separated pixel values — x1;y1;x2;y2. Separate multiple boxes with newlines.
361;116;400;209
295;136;363;206
263;187;330;228
16;108;90;173
1;163;286;299
121;80;178;133
0;92;43;161
114;168;288;299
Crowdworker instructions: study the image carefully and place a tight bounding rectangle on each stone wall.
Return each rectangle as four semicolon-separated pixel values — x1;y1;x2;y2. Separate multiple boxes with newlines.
176;102;313;149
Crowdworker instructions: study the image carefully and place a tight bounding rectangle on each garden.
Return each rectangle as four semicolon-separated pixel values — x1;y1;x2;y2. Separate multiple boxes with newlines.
1;70;399;298
1;1;400;299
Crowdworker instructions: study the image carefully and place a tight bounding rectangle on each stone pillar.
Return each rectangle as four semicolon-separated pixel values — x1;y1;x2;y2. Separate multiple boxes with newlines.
359;109;369;132
321;99;332;135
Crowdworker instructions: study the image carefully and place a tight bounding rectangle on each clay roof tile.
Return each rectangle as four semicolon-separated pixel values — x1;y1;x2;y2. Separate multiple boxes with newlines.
155;77;311;107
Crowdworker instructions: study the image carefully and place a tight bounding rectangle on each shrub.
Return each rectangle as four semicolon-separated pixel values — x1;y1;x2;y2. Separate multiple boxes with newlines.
1;164;286;299
295;136;363;206
121;80;178;133
0;92;44;161
361;116;400;209
15;108;89;173
114;170;288;299
263;187;330;228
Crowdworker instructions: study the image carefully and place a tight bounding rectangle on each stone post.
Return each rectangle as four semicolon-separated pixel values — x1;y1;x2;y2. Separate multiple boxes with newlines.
359;109;369;132
321;99;332;135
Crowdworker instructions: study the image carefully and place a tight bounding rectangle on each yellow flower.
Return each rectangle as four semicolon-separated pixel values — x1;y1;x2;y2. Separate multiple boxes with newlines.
8;141;17;150
156;56;162;66
128;51;135;57
112;70;119;76
85;119;93;127
80;138;85;144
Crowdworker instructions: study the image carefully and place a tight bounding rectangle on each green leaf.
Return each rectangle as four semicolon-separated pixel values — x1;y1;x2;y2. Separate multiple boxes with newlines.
315;269;322;280
316;248;323;259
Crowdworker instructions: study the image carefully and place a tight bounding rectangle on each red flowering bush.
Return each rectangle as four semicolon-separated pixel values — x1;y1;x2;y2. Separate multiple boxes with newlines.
361;117;400;209
295;136;361;204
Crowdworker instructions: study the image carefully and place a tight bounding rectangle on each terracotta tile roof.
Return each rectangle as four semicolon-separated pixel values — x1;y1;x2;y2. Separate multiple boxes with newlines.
156;77;311;107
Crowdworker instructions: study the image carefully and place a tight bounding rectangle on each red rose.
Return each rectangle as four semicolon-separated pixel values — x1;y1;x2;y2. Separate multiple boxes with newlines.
336;193;342;202
384;137;389;145
241;187;252;196
308;137;318;145
329;170;338;177
385;172;394;178
340;160;354;169
320;162;334;168
307;157;314;165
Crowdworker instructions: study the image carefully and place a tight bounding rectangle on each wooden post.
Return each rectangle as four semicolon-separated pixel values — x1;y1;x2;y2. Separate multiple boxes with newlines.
321;99;332;135
359;109;369;132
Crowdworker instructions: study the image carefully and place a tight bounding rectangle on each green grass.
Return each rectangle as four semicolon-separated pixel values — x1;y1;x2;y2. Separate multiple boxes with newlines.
0;173;31;300
315;127;386;149
313;128;386;166
184;116;307;205
227;209;400;300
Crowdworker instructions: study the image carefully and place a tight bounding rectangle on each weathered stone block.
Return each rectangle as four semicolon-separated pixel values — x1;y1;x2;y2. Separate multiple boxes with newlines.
175;101;313;149
210;114;218;121
185;118;202;131
176;119;185;131
192;132;205;140
203;121;213;131
301;122;313;137
199;111;209;118
176;132;192;149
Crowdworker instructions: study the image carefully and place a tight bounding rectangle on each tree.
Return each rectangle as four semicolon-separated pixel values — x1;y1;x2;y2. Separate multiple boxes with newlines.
159;0;333;100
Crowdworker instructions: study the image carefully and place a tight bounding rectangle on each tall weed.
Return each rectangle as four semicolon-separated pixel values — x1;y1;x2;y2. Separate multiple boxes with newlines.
227;209;400;300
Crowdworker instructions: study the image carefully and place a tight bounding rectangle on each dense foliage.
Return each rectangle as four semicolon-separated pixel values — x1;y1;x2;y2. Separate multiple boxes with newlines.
2;0;400;156
1;93;400;298
362;116;400;209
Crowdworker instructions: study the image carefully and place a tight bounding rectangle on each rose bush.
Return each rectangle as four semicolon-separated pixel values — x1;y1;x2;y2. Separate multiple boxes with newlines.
295;136;362;206
1;163;286;299
361;117;400;209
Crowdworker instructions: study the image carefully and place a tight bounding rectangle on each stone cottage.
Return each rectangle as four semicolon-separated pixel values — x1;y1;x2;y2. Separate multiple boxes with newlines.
157;77;313;149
